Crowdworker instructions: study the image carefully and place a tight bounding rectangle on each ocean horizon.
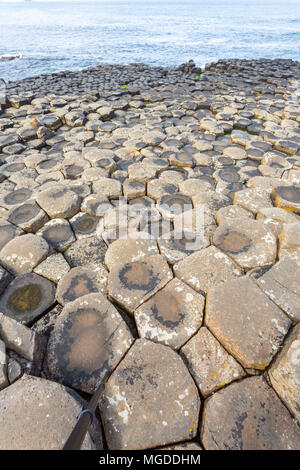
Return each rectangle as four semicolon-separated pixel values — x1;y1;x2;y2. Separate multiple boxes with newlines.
1;0;300;82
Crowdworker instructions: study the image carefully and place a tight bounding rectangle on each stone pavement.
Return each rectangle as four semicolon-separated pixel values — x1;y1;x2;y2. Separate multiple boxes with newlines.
0;59;299;449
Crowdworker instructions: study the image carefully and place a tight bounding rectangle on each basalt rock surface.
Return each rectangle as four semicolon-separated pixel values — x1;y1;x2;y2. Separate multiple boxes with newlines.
0;58;300;449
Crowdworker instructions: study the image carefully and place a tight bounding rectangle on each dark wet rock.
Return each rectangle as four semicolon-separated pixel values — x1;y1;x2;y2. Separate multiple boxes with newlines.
0;266;12;295
7;358;22;384
0;273;55;325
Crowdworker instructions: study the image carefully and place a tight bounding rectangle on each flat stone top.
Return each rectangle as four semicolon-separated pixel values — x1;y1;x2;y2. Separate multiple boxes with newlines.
206;277;291;370
0;375;97;450
45;293;133;393
201;376;300;450
100;338;200;450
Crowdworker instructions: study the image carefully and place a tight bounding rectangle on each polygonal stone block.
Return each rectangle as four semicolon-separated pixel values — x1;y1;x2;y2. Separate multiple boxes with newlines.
157;193;193;220
201;377;300;450
104;237;158;271
92;178;122;199
64;235;107;267
81;194;112;216
33;253;70;283
70;212;100;239
0;187;33;209
37;218;75;252
45;293;133;393
7;201;49;232
213;219;277;269
0;273;55;325
181;327;246;397
273;185;300;213
215;205;254;225
206;277;291;370
56;266;107;305
123;179;146;200
174;246;242;294
0;312;46;365
108;254;173;314
257;208;300;238
233;188;273;214
0;234;49;275
257;252;300;322
269;323;300;423
278;222;300;258
157;231;202;264
0;376;99;450
0;219;24;251
36;185;81;219
134;278;204;349
99;339;200;450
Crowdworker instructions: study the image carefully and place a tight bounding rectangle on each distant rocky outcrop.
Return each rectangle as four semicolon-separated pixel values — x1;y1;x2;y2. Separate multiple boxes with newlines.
0;54;22;62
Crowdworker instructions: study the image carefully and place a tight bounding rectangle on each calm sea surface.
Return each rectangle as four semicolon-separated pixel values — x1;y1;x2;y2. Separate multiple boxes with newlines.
0;0;300;82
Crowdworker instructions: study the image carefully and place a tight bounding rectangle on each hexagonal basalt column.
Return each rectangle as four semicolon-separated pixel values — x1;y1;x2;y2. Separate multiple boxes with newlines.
134;278;204;349
7;201;49;232
181;327;246;397
206;277;291;370
273;185;300;213
201;377;300;450
99;338;200;450
0;273;55;325
108;255;173;314
174;246;242;293
0;234;49;275
56;266;107;305
269;323;300;424
0;219;24;251
36;185;81;219
45;293;133;393
257;252;300;322
213;219;277;269
37;218;75;252
104;238;158;271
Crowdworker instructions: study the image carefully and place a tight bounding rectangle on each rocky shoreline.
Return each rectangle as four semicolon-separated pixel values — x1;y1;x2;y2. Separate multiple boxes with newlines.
0;59;300;450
